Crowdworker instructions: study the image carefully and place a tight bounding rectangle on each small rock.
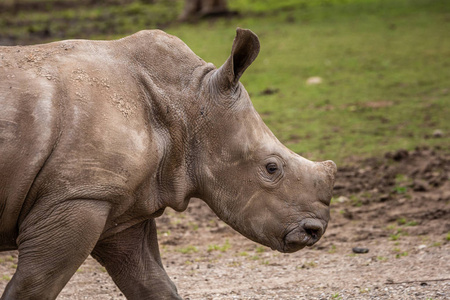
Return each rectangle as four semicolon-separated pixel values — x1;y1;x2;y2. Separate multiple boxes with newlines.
306;76;323;85
337;196;349;203
352;247;369;254
432;129;444;138
417;244;427;250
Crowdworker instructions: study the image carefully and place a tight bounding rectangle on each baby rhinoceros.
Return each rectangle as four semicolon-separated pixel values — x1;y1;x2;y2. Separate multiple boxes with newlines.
0;28;336;299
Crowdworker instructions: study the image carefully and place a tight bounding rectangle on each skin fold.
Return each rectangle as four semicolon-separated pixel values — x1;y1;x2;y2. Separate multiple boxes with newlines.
0;28;336;299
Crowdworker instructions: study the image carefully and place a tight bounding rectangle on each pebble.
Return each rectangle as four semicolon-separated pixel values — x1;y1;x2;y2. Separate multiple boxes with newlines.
432;129;444;138
352;247;370;254
337;196;349;203
306;76;323;85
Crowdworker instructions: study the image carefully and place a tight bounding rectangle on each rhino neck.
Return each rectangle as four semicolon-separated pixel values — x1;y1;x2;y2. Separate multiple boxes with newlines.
137;63;215;212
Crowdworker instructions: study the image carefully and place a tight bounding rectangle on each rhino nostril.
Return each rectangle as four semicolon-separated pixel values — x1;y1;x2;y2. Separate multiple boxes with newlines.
305;226;320;240
302;220;324;242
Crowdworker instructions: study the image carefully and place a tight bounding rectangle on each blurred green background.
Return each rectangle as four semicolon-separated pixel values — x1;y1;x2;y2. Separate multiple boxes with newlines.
1;0;449;164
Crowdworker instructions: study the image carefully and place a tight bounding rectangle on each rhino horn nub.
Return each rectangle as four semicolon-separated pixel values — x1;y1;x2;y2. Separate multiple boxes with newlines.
215;28;261;90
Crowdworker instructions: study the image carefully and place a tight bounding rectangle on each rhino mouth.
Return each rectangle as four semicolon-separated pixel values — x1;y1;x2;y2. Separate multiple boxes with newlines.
281;218;326;253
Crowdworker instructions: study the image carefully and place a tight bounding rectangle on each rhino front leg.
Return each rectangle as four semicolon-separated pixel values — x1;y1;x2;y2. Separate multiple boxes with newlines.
1;199;111;300
92;219;181;300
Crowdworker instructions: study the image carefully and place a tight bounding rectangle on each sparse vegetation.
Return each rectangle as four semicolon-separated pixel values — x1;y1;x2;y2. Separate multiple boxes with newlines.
349;195;362;207
359;288;370;294
207;239;231;252
188;222;199;231
255;246;266;253
389;233;400;241
228;261;242;267
328;244;337;254
396;217;407;225
332;293;342;299
397;218;418;227
431;242;442;247
395;252;408;258
177;245;199;254
393;186;407;194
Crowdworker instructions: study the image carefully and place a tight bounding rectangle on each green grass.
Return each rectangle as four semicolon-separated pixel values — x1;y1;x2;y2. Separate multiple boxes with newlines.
207;239;231;252
176;245;199;254
1;275;11;281
2;0;449;163
167;0;450;163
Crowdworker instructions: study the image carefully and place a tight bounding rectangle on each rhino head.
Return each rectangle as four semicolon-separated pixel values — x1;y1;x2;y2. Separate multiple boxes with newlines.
188;29;337;253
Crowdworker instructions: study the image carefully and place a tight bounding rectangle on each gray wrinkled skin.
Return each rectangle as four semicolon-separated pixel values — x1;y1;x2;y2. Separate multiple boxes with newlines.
0;29;336;299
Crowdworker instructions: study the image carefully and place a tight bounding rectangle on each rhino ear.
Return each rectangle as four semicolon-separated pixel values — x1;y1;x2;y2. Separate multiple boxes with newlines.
216;28;260;89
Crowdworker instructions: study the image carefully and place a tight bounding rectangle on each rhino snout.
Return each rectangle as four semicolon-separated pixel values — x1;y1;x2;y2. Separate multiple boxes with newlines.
283;218;326;253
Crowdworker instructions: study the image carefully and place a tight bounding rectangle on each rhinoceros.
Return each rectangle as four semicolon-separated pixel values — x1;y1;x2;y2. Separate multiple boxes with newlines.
0;28;336;299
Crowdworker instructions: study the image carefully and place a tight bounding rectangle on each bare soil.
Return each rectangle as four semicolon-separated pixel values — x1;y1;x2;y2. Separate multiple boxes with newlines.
1;147;449;299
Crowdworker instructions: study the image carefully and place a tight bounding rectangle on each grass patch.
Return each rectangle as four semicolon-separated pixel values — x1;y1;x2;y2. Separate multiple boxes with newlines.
332;293;342;300
188;222;199;231
1;275;11;281
389;233;400;241
349;195;363;207
207;239;231;252
397;217;418;226
255;246;267;253
177;245;199;254
228;261;242;267
328;244;337;254
395;251;408;258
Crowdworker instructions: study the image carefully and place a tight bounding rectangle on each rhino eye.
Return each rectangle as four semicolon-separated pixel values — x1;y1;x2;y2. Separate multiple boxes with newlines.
266;163;278;174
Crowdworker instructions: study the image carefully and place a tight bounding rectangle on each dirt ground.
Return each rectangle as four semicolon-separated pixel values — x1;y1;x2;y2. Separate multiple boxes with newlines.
1;147;449;299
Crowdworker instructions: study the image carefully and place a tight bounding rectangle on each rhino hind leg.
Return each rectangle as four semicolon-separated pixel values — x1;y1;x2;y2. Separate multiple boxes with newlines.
1;200;111;300
92;219;181;300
